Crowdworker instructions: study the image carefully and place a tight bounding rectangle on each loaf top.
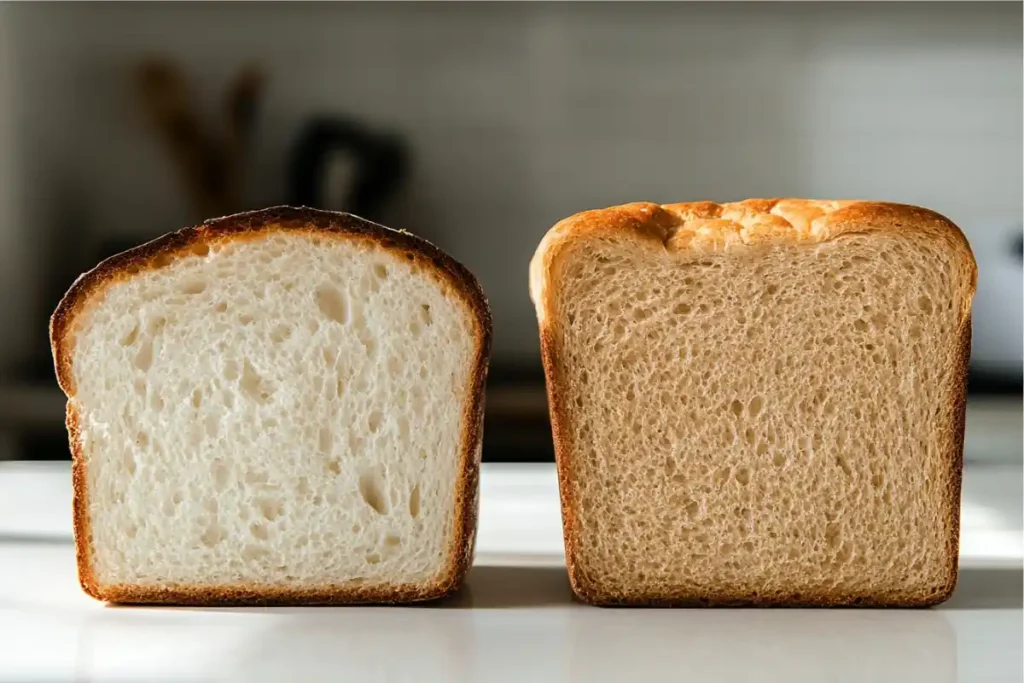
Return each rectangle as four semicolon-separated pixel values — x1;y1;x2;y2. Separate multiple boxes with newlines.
52;205;492;398
530;199;977;323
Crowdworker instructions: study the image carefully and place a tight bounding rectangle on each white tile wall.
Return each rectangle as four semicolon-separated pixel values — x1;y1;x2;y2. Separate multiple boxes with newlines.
0;2;1019;364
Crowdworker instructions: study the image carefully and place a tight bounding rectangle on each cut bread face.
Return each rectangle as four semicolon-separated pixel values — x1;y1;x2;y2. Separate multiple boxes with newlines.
52;207;490;605
531;200;976;607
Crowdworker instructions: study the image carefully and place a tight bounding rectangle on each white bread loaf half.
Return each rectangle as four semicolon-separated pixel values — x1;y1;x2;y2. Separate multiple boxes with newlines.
51;207;491;605
530;199;976;607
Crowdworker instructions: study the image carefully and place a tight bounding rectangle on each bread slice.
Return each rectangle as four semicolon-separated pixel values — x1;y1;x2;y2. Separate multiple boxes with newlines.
51;207;491;605
530;199;976;607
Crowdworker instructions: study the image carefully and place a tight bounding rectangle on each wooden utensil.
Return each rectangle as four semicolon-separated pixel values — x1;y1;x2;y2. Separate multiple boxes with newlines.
137;59;265;218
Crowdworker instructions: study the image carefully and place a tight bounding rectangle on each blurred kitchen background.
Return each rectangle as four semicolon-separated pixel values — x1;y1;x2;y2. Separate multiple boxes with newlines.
0;2;1019;464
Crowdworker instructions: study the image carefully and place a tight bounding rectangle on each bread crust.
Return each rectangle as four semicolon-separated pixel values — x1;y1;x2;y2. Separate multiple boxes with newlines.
530;199;977;608
51;206;491;606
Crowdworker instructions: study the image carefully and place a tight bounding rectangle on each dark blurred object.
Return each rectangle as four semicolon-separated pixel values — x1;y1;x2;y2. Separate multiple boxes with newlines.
138;59;266;219
968;222;1022;392
17;188;95;461
968;369;1023;396
482;364;554;463
287;117;407;222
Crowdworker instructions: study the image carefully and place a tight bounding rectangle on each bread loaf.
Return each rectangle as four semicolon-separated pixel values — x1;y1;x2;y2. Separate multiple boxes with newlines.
530;199;976;606
51;207;491;605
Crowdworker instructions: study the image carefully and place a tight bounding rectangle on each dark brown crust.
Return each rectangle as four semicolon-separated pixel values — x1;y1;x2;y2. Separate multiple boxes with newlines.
531;199;976;608
51;206;492;606
927;314;972;608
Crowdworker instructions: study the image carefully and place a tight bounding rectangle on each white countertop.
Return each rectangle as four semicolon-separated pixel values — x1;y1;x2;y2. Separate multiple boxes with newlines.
0;462;1021;683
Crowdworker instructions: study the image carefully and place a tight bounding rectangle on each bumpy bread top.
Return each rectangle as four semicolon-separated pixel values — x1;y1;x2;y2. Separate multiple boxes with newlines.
665;199;864;250
546;199;974;252
530;199;977;322
52;206;493;398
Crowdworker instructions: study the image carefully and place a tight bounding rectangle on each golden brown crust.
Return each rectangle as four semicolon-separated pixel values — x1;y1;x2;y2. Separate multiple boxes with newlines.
531;199;976;321
531;199;976;608
51;206;491;606
573;587;955;608
925;314;972;608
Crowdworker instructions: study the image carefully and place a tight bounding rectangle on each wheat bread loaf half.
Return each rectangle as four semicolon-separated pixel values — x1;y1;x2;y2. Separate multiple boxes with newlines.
51;206;491;605
530;199;976;607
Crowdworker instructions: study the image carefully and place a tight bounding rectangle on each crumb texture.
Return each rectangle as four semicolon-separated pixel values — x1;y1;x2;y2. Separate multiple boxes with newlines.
67;231;477;590
541;202;974;605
